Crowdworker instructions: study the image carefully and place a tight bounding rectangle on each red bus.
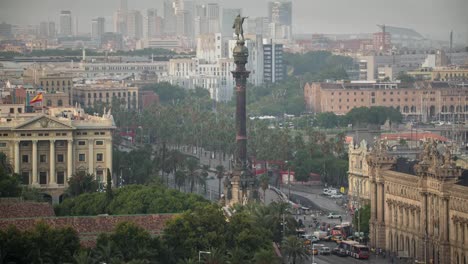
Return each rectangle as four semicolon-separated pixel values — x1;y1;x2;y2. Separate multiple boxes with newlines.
338;240;359;256
351;244;370;259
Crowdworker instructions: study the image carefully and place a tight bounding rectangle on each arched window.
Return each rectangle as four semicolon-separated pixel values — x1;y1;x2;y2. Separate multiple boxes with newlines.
46;100;52;106
403;106;409;113
442;106;448;112
450;105;455;113
58;100;63;106
411;106;416;113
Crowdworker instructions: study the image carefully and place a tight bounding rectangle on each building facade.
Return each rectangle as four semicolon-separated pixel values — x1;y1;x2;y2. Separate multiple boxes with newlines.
349;138;468;263
59;11;72;37
263;40;284;83
304;81;468;122
73;83;139;110
0;107;115;203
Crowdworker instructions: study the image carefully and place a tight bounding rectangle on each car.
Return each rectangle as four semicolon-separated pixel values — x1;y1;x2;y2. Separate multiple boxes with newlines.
322;235;333;241
327;213;342;219
332;247;347;257
331;236;343;243
311;248;319;255
330;194;343;198
310;236;320;243
319;247;331;255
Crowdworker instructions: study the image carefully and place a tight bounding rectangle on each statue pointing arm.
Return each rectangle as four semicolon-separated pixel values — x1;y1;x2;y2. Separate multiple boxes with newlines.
233;15;248;41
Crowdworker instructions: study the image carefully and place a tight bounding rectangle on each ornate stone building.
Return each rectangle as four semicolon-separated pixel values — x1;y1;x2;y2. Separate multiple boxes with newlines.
0;106;115;203
349;139;468;263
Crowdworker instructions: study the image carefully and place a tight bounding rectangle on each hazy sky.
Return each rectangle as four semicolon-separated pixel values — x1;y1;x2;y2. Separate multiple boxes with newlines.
1;0;467;42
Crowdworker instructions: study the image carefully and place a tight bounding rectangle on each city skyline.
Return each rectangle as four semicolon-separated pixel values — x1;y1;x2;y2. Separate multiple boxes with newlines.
0;0;467;42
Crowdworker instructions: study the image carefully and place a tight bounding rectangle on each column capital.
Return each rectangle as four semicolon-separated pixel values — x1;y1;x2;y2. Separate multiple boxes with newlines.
50;139;56;143
32;140;38;144
67;139;73;144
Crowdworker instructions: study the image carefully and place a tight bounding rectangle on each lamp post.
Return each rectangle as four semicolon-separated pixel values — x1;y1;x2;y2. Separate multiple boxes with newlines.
285;160;291;200
199;251;211;263
312;244;324;264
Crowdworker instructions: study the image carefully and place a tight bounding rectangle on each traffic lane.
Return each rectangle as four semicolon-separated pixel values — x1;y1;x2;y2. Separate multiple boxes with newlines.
283;187;347;214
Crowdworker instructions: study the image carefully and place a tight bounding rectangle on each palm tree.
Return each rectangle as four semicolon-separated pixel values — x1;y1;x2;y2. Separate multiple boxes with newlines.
93;241;122;264
281;236;308;264
73;250;95;264
185;157;199;193
200;165;210;194
227;247;250;264
215;165;225;199
203;248;226;264
177;258;197;264
252;247;281;264
174;170;186;191
259;174;269;204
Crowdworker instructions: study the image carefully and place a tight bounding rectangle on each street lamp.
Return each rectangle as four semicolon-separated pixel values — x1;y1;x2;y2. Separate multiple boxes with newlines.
312;244;325;264
285;161;291;200
199;251;211;263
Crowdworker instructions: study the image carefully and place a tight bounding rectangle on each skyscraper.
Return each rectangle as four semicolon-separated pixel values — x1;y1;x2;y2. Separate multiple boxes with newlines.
39;22;49;38
163;0;176;35
59;11;72;36
222;8;241;37
127;10;143;39
48;22;56;38
114;0;128;36
194;3;220;35
267;1;292;38
146;9;158;38
92;17;105;40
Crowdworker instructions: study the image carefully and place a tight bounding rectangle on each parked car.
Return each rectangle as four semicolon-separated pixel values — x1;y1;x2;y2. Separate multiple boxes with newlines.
331;236;343;243
327;213;342;219
332;247;347;257
330;194;343;198
319;247;331;255
322;235;333;241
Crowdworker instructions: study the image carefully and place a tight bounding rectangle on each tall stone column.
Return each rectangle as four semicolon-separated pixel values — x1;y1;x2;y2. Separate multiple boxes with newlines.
88;139;94;175
32;140;38;185
224;38;258;206
67;140;73;179
49;140;56;185
14;140;20;174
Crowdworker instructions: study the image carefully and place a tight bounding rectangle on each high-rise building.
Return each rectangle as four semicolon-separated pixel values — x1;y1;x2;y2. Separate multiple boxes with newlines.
263;39;284;83
113;10;128;36
127;10;143;39
59;11;72;36
194;3;220;35
268;1;292;26
268;1;292;38
120;0;128;11
163;0;176;35
48;22;56;38
176;1;194;38
91;17;105;40
146;9;158;38
222;8;241;37
39;22;49;38
0;22;12;39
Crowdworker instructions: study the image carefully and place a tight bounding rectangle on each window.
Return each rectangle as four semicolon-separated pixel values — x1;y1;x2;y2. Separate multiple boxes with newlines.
78;141;86;146
57;171;65;184
79;154;86;162
57;154;64;163
21;171;29;185
0;143;6;147
39;172;47;185
22;155;29;163
96;141;103;145
94;132;99;135
58;100;63;106
40;154;47;163
97;153;103;162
